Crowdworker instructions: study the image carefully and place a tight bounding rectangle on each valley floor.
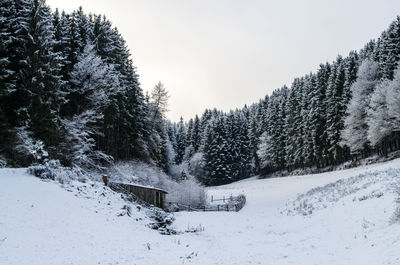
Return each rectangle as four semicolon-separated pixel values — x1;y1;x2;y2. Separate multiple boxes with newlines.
1;159;400;264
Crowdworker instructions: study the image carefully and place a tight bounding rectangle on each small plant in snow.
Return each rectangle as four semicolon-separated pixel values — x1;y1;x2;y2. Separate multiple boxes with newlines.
185;223;205;233
393;182;400;223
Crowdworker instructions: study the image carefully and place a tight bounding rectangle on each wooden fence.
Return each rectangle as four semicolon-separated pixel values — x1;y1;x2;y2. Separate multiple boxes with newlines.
167;194;246;212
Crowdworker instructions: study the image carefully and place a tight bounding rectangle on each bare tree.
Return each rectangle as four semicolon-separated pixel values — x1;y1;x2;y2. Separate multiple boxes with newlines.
150;81;170;121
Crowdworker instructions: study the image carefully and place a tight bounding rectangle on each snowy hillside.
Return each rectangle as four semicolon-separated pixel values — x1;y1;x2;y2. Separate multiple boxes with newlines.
1;160;400;265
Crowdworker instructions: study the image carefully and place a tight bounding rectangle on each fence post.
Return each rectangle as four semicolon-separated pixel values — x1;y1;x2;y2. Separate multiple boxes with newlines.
211;195;213;202
102;175;108;186
223;196;225;203
217;205;219;211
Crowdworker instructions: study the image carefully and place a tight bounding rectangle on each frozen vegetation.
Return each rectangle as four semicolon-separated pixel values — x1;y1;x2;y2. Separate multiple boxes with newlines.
1;159;400;264
107;160;206;206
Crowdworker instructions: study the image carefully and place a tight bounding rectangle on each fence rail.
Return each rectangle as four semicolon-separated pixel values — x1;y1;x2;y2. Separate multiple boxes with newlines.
167;194;246;212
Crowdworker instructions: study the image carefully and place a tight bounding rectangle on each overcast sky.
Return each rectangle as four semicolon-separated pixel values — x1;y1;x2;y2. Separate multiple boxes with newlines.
46;0;400;121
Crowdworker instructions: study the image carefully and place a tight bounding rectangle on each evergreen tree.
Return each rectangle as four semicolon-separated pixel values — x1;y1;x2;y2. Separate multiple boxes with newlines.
202;116;232;185
248;113;260;173
377;17;400;79
284;79;302;169
191;115;201;152
6;0;65;150
0;0;15;149
175;117;186;165
312;63;331;167
326;57;347;163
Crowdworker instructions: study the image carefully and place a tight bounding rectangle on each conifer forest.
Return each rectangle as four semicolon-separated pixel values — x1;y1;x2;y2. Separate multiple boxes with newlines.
1;0;400;187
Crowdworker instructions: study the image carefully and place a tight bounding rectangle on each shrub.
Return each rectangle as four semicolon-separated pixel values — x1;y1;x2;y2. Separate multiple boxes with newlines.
28;160;87;183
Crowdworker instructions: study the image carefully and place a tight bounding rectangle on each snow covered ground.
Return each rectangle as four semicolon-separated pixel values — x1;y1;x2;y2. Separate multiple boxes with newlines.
1;159;400;265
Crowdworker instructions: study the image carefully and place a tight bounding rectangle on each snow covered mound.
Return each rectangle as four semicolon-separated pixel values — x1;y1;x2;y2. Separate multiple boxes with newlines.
0;168;172;265
284;167;400;216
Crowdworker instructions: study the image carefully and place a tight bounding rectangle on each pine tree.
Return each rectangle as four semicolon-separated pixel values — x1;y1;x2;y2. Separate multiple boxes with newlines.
236;111;252;179
326;56;347;163
284;79;301;169
175;117;186;165
312;63;331;167
5;0;65;150
377;17;400;79
0;0;15;149
52;9;71;83
202;116;232;185
248;113;260;173
191;115;201;152
301;75;316;167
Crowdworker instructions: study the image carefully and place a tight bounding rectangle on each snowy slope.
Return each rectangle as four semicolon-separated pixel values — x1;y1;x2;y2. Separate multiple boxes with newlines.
1;160;400;265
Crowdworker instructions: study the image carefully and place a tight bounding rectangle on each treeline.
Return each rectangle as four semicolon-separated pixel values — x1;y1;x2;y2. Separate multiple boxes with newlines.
165;109;254;186
0;0;165;170
172;17;400;185
1;0;400;186
255;17;400;173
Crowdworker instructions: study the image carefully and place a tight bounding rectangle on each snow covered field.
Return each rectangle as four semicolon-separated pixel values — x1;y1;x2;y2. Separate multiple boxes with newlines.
1;159;400;265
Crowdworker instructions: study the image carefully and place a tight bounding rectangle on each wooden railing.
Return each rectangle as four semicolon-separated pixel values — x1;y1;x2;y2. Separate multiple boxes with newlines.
167;194;246;212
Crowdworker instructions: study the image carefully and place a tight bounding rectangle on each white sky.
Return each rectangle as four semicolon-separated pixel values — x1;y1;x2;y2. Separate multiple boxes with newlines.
46;0;400;121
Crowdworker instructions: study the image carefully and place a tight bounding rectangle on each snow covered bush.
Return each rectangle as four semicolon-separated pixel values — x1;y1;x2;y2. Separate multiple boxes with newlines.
28;160;87;183
13;127;48;165
0;156;6;168
188;152;206;179
285;168;400;216
107;160;206;207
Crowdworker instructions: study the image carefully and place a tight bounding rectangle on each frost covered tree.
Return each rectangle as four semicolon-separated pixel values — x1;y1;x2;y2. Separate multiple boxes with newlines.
149;81;169;125
257;131;274;171
387;66;400;132
60;44;119;170
146;81;170;171
367;80;393;155
342;59;380;157
384;66;400;151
